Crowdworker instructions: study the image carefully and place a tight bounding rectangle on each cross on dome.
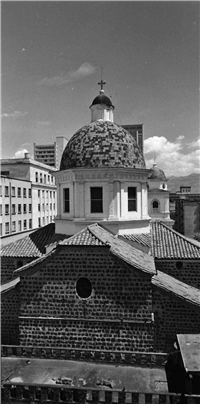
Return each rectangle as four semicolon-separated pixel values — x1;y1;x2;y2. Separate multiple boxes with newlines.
98;79;106;94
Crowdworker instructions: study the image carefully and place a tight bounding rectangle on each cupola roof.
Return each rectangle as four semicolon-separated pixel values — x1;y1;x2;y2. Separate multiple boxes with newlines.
148;163;167;181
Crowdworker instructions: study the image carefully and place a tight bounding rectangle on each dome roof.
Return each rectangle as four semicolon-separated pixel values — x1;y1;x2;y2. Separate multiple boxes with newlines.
148;163;167;181
91;93;113;107
60;121;145;170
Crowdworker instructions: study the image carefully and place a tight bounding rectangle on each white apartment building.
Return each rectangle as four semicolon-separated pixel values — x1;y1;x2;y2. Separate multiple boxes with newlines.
0;153;57;239
34;136;68;169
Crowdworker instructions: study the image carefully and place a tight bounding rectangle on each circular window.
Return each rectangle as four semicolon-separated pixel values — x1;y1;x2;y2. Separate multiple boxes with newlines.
76;277;92;299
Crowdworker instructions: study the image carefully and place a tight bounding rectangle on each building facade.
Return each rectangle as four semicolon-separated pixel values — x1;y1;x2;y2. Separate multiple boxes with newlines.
121;124;144;154
0;154;57;241
169;187;200;237
34;136;68;169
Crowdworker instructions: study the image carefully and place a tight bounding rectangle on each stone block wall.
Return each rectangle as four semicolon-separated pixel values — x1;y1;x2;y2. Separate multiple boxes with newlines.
1;287;20;345
19;318;154;352
19;247;154;351
153;288;200;352
155;261;200;289
1;257;35;284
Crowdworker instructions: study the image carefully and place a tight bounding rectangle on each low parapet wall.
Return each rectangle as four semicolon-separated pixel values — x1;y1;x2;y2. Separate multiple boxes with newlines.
2;383;200;404
1;345;167;367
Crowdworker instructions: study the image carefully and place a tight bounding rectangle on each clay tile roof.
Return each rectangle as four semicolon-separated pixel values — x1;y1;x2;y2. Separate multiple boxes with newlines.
88;224;155;275
122;233;151;247
60;227;106;246
1;277;20;294
14;223;155;276
152;270;200;309
150;221;200;259
0;223;65;258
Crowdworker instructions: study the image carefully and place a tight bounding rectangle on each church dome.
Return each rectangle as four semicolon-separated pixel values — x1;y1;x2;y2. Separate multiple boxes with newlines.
148;163;167;181
60;120;146;170
91;94;114;107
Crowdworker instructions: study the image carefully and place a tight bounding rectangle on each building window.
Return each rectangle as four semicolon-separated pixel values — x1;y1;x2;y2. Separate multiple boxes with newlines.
16;260;23;268
42;217;45;225
18;188;21;198
44;174;46;184
38;218;41;227
50;203;52;210
12;204;16;215
128;187;137;211
40;173;43;183
35;172;38;183
28;189;32;198
0;204;2;215
38;204;41;212
48;175;50;183
24;220;27;229
23;204;27;214
53;203;55;210
23;188;27;198
152;200;159;213
5;186;9;197
38;190;40;198
46;190;48;197
42;190;45;198
0;186;2;196
53;191;55;198
5;204;9;215
5;222;9;234
76;277;92;299
42;203;44;211
12;221;16;232
18;221;22;231
63;188;70;213
91;187;103;213
29;219;32;229
18;204;22;214
29;204;32;213
11;187;15;197
0;223;2;236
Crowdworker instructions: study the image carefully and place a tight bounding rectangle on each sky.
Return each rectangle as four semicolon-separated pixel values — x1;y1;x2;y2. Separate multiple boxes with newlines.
1;1;200;176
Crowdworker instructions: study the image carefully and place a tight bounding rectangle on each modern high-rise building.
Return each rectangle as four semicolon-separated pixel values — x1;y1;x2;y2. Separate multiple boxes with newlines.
0;153;57;242
33;136;68;169
121;124;144;154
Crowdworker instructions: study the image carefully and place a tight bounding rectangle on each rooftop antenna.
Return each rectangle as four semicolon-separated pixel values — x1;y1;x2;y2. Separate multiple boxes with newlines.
98;67;106;94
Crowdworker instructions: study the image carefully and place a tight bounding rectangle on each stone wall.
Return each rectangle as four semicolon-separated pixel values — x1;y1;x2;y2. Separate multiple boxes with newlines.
153;288;200;352
1;287;20;345
1;257;35;284
19;247;154;351
155;260;200;289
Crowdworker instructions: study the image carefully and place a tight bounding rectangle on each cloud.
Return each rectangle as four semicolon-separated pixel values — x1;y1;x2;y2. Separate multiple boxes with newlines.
37;121;51;126
13;149;29;158
190;138;200;148
144;135;200;176
2;111;28;119
39;62;96;87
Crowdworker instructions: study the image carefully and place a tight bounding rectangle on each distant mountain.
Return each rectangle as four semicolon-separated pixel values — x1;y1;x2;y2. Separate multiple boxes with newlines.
167;173;200;193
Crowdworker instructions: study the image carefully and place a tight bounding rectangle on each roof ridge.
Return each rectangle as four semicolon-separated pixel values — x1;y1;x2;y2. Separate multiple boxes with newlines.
59;226;89;245
152;270;200;308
